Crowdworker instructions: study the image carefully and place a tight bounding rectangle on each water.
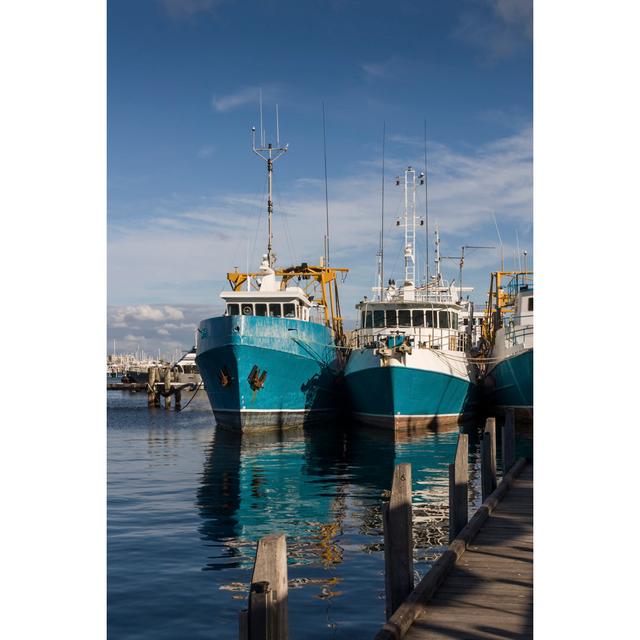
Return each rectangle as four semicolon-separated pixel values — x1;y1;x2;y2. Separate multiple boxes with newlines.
108;388;526;639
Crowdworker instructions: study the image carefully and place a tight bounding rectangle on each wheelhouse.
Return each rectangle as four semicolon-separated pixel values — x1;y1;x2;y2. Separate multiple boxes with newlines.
222;288;313;322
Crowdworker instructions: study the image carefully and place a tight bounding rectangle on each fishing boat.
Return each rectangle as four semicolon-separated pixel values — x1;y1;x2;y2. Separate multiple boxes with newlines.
480;271;533;423
345;166;478;431
195;123;348;432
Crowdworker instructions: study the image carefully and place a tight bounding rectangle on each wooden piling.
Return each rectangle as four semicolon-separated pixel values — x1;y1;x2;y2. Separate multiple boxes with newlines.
147;367;156;407
153;367;161;406
174;388;182;411
486;417;497;481
250;534;288;640
248;581;272;640
502;408;516;473
481;419;497;502
448;433;468;542
163;367;172;409
383;463;414;620
239;609;248;640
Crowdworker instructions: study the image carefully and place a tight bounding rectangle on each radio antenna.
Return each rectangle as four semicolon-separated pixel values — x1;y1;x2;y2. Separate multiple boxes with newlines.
322;102;330;267
252;101;288;268
424;119;430;286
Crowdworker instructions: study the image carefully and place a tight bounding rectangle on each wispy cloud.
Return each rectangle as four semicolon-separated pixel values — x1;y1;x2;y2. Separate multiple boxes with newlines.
109;125;531;314
453;0;532;63
212;84;281;113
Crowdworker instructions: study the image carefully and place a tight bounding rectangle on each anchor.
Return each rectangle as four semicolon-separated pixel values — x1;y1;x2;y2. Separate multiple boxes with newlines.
247;365;267;390
218;365;232;387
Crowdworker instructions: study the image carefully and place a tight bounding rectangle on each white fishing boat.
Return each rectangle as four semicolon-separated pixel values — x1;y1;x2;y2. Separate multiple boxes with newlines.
345;166;479;431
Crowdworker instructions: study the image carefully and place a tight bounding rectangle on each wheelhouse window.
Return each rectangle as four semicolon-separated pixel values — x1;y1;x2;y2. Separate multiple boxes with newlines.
385;309;397;327
451;313;459;330
398;309;411;327
241;304;253;316
463;318;469;326
373;310;385;328
425;310;435;327
412;309;424;327
227;303;240;315
528;297;533;312
439;310;449;328
255;303;267;316
365;310;373;328
283;303;296;318
269;303;282;317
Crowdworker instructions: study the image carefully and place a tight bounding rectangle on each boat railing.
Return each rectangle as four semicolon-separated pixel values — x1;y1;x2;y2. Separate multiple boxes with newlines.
349;327;469;353
504;324;534;348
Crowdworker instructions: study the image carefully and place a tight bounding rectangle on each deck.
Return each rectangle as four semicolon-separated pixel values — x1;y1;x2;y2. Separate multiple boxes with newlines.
404;463;533;640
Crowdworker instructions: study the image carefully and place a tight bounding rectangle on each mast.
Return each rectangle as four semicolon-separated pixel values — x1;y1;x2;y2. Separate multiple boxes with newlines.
322;102;330;267
434;223;442;286
397;166;417;286
252;108;288;268
376;122;386;300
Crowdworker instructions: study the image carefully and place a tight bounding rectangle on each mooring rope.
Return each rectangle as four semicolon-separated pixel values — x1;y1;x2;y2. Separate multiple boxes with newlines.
176;382;203;412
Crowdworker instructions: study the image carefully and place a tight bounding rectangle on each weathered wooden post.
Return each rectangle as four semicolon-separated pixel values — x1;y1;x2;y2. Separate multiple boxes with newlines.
239;610;248;640
481;418;497;501
502;408;516;473
383;463;414;619
249;533;288;640
248;581;273;640
147;366;156;407
163;367;172;410
448;433;469;542
174;387;182;411
153;367;161;406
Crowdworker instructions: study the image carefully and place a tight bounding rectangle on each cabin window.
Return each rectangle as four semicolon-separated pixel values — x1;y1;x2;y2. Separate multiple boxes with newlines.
361;311;366;328
269;303;282;317
528;297;533;312
412;310;424;327
398;309;411;327
373;310;385;328
241;304;253;316
425;310;435;327
463;318;469;326
228;303;240;315
385;309;397;327
439;310;449;328
451;313;459;330
365;310;373;328
255;303;267;316
283;303;296;318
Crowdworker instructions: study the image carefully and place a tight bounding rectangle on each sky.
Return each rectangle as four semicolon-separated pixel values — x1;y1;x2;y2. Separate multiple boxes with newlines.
108;0;532;358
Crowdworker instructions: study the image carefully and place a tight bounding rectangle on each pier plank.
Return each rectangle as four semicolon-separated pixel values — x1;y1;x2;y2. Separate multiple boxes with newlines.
401;464;533;640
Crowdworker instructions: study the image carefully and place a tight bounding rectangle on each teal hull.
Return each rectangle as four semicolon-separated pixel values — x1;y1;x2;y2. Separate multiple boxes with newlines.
345;365;475;431
196;315;341;431
484;348;533;410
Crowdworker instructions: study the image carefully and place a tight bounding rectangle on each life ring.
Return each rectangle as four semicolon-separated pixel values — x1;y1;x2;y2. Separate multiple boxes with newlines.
242;305;252;315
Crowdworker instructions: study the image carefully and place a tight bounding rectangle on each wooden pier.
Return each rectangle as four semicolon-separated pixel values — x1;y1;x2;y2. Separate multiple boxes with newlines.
233;411;532;640
107;365;201;411
402;464;532;639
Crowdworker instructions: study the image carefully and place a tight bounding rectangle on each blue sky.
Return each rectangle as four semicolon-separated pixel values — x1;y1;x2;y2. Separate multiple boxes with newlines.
108;0;532;357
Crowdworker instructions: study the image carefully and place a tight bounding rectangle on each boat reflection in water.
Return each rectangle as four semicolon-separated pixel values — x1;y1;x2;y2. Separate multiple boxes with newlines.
196;423;480;579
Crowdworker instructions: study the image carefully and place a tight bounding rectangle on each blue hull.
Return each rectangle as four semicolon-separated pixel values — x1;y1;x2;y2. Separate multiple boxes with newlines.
484;348;533;410
196;316;342;431
345;365;475;431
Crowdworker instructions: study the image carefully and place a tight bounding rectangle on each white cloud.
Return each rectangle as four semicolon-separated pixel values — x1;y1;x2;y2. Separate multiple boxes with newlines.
111;304;185;324
108;126;531;314
212;84;281;113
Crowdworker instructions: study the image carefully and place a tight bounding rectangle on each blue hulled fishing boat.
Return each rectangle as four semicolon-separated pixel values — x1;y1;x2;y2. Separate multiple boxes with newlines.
480;271;533;423
196;123;348;432
345;166;479;432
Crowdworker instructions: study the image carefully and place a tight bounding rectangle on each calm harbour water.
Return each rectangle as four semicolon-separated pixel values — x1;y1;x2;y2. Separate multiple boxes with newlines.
107;386;512;640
